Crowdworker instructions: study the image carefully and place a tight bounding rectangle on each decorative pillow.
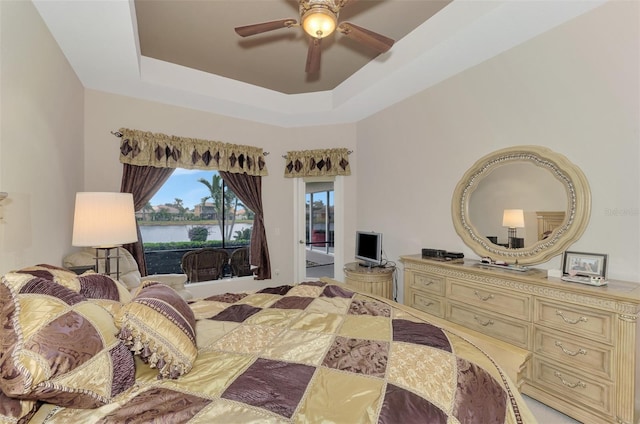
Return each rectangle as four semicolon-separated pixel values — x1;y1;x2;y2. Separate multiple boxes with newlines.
15;263;78;287
16;265;132;316
115;281;197;379
0;272;136;408
75;272;132;315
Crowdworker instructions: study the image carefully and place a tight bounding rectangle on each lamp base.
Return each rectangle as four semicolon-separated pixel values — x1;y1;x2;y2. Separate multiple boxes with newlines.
507;227;517;249
94;247;121;280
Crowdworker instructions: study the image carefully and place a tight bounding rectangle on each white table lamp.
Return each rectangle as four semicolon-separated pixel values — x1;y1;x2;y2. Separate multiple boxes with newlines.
72;192;138;279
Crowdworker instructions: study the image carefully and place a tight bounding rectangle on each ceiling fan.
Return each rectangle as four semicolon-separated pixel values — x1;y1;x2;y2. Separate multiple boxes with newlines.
234;0;395;74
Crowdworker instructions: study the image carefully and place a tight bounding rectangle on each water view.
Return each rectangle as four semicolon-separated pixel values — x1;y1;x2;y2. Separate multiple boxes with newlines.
140;223;252;243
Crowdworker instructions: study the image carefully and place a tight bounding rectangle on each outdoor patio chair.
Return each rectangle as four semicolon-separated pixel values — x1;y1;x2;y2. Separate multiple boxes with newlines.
181;248;230;282
230;247;252;277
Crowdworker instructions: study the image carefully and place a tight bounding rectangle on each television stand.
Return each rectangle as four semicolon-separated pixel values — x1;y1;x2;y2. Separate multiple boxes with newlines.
344;262;395;300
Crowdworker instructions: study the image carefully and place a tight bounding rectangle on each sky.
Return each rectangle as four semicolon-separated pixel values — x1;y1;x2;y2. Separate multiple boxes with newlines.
150;169;216;210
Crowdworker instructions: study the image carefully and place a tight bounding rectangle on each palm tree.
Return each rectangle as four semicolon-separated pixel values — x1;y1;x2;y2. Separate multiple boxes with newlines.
174;198;186;219
198;173;242;241
141;201;154;221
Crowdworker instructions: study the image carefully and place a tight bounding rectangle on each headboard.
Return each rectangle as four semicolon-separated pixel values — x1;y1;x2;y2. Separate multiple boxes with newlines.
536;211;566;240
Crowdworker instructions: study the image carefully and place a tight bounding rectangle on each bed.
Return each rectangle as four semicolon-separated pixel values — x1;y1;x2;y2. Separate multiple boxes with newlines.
0;265;536;424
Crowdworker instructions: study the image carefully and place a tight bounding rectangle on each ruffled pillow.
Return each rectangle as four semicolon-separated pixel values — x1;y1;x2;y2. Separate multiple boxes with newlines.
115;281;197;379
0;272;136;408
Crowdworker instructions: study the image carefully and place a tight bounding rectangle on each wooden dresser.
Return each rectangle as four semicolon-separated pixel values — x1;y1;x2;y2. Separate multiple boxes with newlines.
400;254;640;424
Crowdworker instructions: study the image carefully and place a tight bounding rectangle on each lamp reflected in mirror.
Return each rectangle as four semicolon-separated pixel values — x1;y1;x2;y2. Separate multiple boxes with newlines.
502;209;524;249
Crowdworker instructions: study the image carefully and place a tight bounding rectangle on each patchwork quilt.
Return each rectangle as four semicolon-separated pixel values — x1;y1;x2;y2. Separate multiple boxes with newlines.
27;281;534;424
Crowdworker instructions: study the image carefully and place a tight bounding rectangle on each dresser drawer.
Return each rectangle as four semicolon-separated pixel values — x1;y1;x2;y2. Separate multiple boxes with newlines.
407;272;445;296
531;358;613;416
408;290;444;318
535;299;613;344
533;327;613;379
448;279;531;320
447;301;530;349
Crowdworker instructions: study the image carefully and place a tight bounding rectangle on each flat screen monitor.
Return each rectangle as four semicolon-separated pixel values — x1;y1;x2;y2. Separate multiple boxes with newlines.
355;231;383;267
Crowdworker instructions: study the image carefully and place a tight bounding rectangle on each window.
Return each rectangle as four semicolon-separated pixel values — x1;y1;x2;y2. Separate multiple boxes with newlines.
137;169;253;274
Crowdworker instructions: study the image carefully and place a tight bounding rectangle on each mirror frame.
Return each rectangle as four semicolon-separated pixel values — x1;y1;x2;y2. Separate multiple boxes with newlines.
451;145;591;265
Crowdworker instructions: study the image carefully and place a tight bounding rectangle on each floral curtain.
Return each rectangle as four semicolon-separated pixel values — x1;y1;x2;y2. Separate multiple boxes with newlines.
117;128;268;176
283;148;351;178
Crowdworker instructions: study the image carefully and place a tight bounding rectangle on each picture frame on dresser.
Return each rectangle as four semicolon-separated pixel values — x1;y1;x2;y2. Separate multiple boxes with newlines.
562;251;608;279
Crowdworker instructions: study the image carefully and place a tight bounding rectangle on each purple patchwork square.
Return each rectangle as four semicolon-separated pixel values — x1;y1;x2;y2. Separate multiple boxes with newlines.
322;336;389;377
453;357;508;424
258;285;293;295
269;296;314;310
378;384;447;424
392;319;451;352
321;285;355;299
210;304;262;323
222;358;315;418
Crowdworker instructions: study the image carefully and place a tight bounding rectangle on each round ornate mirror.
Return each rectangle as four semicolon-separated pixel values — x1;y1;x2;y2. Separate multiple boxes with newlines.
451;145;591;265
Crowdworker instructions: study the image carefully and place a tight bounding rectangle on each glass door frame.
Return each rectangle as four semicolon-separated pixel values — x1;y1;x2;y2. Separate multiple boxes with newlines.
294;176;344;282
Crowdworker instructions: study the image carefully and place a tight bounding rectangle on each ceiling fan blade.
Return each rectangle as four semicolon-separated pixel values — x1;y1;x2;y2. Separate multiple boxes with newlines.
235;19;297;37
305;38;321;74
337;22;394;53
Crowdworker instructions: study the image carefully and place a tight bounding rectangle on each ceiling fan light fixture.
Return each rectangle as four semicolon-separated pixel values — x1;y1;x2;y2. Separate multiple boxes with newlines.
302;6;337;38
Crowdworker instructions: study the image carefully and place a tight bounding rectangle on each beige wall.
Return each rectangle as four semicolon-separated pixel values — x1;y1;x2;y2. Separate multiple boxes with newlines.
0;0;84;273
357;0;639;300
83;90;358;284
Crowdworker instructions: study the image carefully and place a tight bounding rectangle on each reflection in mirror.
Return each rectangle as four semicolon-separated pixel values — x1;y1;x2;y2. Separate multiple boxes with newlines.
451;145;591;265
469;162;567;248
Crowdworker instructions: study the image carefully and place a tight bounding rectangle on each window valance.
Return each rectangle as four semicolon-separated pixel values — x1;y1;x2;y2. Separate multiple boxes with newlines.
283;148;351;178
117;128;268;176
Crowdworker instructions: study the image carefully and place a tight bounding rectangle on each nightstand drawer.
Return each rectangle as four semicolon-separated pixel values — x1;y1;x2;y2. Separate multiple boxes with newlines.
535;299;613;344
408;291;444;318
409;272;445;296
532;358;613;416
448;279;531;320
447;301;529;349
533;327;613;379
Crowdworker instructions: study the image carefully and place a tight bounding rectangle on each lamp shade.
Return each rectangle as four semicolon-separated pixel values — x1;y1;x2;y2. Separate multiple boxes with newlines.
302;7;337;38
72;192;138;248
502;209;525;228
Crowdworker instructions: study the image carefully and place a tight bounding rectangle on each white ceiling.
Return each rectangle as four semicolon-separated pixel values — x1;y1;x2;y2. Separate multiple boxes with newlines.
32;0;606;128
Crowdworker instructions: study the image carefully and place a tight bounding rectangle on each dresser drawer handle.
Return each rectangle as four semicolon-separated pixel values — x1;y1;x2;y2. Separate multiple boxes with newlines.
555;341;587;357
556;310;588;325
473;290;494;301
419;300;434;307
418;279;434;286
553;371;586;389
473;315;494;326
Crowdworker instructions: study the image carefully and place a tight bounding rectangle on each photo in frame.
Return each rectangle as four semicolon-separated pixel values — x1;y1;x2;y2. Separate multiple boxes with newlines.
562;251;608;279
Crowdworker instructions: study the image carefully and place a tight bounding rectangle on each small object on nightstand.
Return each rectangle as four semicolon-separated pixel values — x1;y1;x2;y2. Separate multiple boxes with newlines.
547;269;563;278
